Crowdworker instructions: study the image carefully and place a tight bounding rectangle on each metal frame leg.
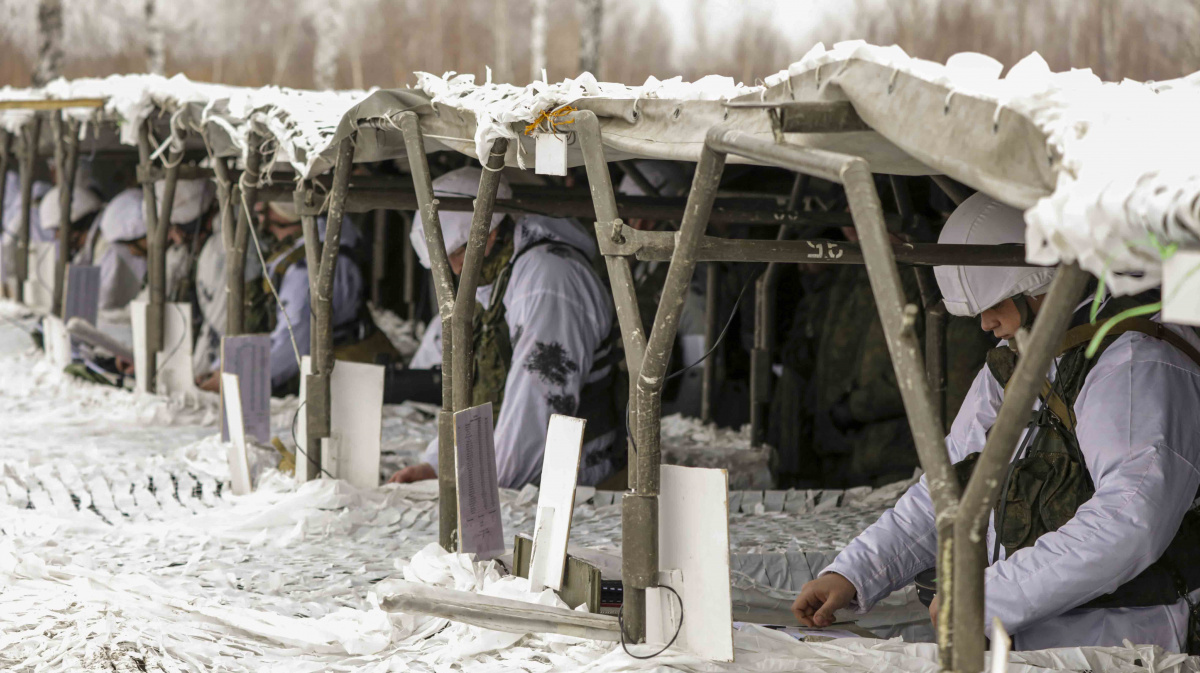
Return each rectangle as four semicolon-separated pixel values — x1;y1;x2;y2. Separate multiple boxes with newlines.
15;115;42;304
950;264;1088;673
226;137;262;336
450;138;510;411
371;209;386;306
304;136;355;481
136;118;182;392
571;111;647;496
50;111;79;317
397;111;462;550
701;262;718;424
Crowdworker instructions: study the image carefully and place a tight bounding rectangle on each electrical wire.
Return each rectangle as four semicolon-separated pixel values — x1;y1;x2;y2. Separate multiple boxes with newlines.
617;584;683;659
288;399;338;480
626;263;765;453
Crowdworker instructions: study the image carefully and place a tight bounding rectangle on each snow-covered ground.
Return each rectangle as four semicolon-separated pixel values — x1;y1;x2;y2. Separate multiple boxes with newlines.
0;303;1193;672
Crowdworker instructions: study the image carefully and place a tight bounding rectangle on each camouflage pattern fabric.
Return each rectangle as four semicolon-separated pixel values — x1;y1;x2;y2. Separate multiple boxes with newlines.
470;228;517;422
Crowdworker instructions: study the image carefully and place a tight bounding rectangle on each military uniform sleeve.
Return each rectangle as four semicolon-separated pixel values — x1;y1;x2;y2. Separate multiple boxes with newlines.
981;336;1200;634
270;265;309;389
823;365;1002;610
491;257;606;488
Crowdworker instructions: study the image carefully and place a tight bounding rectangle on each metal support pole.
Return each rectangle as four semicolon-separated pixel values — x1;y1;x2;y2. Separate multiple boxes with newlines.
209;154;237;313
50;111;79;317
371;209;386;306
137;119;181;391
304;136;355;481
708;130;961;664
0;130;9;298
227;136;261;336
700;262;718;424
15;115;42;304
914;267;947;428
450;139;509;411
401;211;416;319
749;175;804;444
950;264;1089;673
397;111;460;550
571;111;648;494
626;138;727;642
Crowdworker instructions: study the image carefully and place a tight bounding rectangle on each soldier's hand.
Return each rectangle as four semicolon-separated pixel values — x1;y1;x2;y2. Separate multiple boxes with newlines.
388;463;437;484
929;594;941;630
792;573;856;627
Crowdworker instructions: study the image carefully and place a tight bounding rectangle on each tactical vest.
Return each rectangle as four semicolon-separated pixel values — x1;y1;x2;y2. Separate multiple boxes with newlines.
955;296;1200;610
251;235;398;394
470;232;622;458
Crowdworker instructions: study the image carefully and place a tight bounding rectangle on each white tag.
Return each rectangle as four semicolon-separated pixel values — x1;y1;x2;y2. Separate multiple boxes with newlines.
1163;250;1200;326
534;133;568;176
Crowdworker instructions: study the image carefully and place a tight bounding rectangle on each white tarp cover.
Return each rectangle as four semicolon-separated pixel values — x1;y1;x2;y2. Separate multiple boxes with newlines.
5;41;1198;291
755;40;1200;295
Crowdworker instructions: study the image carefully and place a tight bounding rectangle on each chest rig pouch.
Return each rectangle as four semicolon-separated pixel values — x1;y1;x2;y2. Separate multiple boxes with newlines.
955;301;1200;625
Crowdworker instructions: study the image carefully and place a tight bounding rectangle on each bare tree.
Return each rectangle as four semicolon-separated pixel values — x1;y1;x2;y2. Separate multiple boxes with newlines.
494;0;511;82
32;0;63;86
144;0;165;75
578;0;601;77
530;0;547;82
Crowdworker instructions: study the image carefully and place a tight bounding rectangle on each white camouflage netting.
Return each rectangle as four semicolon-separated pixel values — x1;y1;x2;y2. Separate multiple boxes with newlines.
5;43;1199;291
761;40;1200;295
0;303;1193;671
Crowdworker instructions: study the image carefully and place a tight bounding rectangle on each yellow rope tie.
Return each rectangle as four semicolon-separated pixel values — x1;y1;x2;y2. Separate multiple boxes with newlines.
523;105;578;136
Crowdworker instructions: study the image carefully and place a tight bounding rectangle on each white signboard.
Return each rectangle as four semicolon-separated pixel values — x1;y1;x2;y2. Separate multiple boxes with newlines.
23;240;56;312
220;335;271;444
43;315;71;368
156;302;195;396
221;372;253;496
454;403;505;560
528;414;586;592
648;465;733;662
130;300;150;394
325;360;385;490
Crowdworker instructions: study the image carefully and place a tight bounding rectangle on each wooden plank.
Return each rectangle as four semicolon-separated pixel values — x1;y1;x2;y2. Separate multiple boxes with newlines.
327;360;385;490
220;372;253;495
653;465;734;662
512;534;605;612
454;403;505;560
0;98;105;111
528;414;586;591
379;580;620;641
220;335;271;444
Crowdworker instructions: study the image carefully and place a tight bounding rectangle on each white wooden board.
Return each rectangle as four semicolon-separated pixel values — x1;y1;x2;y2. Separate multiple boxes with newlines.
23;240;56;312
648;465;733;662
454;403;505;560
156;302;195;396
295;356;314;485
220;335;271;444
42;315;71;368
221;372;253;495
1163;250;1200;326
326;360;385;490
528;414;586;591
63;264;100;326
130;300;150;394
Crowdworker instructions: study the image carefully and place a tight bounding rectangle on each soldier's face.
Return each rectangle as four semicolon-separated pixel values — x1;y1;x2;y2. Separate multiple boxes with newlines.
980;298;1021;341
447;228;500;276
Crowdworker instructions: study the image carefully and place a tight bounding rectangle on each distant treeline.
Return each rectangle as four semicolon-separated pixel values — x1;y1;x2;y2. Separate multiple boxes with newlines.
0;0;1195;89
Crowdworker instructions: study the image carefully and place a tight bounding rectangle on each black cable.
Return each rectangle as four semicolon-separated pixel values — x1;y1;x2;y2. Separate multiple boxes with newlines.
617;584;684;659
288;399;338;480
626;263;765;454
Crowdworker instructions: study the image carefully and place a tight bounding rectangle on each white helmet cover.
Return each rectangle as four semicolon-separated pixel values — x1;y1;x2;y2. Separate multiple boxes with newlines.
933;192;1056;317
410;166;513;270
39;184;103;230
